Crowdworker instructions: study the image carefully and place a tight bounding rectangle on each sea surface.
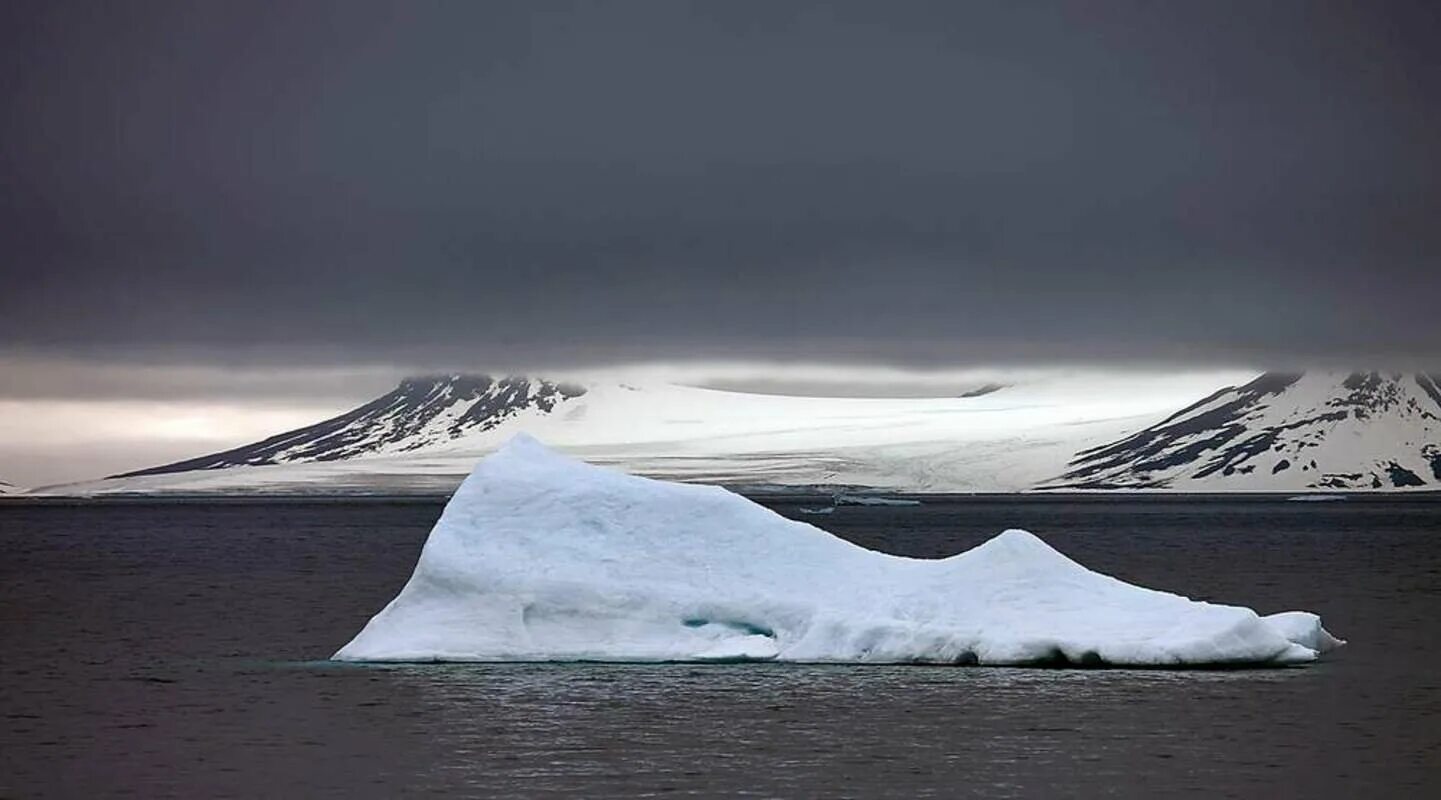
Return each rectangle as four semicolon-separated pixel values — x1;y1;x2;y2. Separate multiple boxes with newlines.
2;496;1439;798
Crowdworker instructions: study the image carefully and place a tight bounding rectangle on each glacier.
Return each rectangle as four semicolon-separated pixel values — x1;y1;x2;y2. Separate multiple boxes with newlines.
334;435;1343;667
54;370;1263;496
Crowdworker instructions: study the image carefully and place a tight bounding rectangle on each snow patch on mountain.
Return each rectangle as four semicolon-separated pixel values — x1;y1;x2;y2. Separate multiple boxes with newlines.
1050;372;1441;491
115;375;585;477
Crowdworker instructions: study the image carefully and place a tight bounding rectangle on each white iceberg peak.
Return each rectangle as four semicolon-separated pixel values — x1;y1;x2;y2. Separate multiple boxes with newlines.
334;439;1342;667
490;431;558;459
969;528;1064;559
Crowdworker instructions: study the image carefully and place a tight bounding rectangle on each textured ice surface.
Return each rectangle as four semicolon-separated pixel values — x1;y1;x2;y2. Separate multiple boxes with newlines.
334;436;1343;666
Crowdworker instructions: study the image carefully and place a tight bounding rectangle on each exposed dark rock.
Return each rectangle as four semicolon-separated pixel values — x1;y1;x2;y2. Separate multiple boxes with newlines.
1317;473;1361;489
959;383;1007;398
114;375;586;478
1386;462;1426;487
1417;374;1441;415
1050;372;1441;490
1060;373;1301;488
1425;445;1441;481
1330;372;1405;420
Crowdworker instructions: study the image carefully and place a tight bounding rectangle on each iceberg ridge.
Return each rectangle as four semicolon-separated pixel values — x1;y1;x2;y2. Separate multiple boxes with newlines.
334;435;1342;666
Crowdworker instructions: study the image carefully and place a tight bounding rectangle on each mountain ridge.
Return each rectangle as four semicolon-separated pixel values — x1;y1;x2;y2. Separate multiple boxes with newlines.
1050;372;1441;490
42;370;1441;495
115;375;586;478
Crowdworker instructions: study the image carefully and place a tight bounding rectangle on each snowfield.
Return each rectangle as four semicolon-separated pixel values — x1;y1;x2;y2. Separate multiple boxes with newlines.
47;370;1439;495
1055;372;1441;491
334;436;1343;666
52;371;1254;495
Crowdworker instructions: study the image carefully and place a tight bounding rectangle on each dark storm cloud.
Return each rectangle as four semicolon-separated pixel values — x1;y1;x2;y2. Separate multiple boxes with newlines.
2;0;1439;370
0;355;404;404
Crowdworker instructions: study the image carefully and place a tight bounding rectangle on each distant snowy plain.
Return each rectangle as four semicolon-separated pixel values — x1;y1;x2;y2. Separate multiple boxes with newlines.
38;370;1441;495
52;371;1253;495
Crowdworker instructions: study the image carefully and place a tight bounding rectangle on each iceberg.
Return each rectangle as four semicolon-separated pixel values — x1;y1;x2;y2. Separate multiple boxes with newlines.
835;493;923;506
334;435;1343;666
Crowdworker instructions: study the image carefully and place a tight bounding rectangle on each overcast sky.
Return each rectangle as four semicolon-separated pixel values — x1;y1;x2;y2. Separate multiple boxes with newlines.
2;1;1439;484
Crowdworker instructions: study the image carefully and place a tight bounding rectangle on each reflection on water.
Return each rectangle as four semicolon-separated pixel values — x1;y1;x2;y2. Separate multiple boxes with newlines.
345;663;1319;797
2;499;1439;797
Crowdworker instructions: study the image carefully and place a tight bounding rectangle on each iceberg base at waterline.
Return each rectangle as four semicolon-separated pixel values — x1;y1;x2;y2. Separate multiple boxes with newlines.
333;436;1343;667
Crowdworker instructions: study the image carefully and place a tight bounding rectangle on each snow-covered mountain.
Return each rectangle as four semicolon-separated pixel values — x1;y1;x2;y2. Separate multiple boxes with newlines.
47;370;1440;495
1051;372;1441;490
118;376;586;477
0;479;21;496
56;371;1247;495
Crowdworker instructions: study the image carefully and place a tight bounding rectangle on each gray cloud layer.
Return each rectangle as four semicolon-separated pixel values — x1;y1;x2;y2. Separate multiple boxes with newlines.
3;0;1439;370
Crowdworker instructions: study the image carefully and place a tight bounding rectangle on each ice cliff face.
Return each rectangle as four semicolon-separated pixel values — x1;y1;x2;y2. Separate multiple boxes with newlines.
333;436;1342;666
1052;372;1441;490
115;375;586;477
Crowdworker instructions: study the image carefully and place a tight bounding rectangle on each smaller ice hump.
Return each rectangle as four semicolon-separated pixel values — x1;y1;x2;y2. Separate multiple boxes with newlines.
334;435;1344;666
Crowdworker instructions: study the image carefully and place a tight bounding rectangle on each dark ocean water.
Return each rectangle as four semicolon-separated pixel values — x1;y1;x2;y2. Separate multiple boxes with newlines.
2;497;1439;798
